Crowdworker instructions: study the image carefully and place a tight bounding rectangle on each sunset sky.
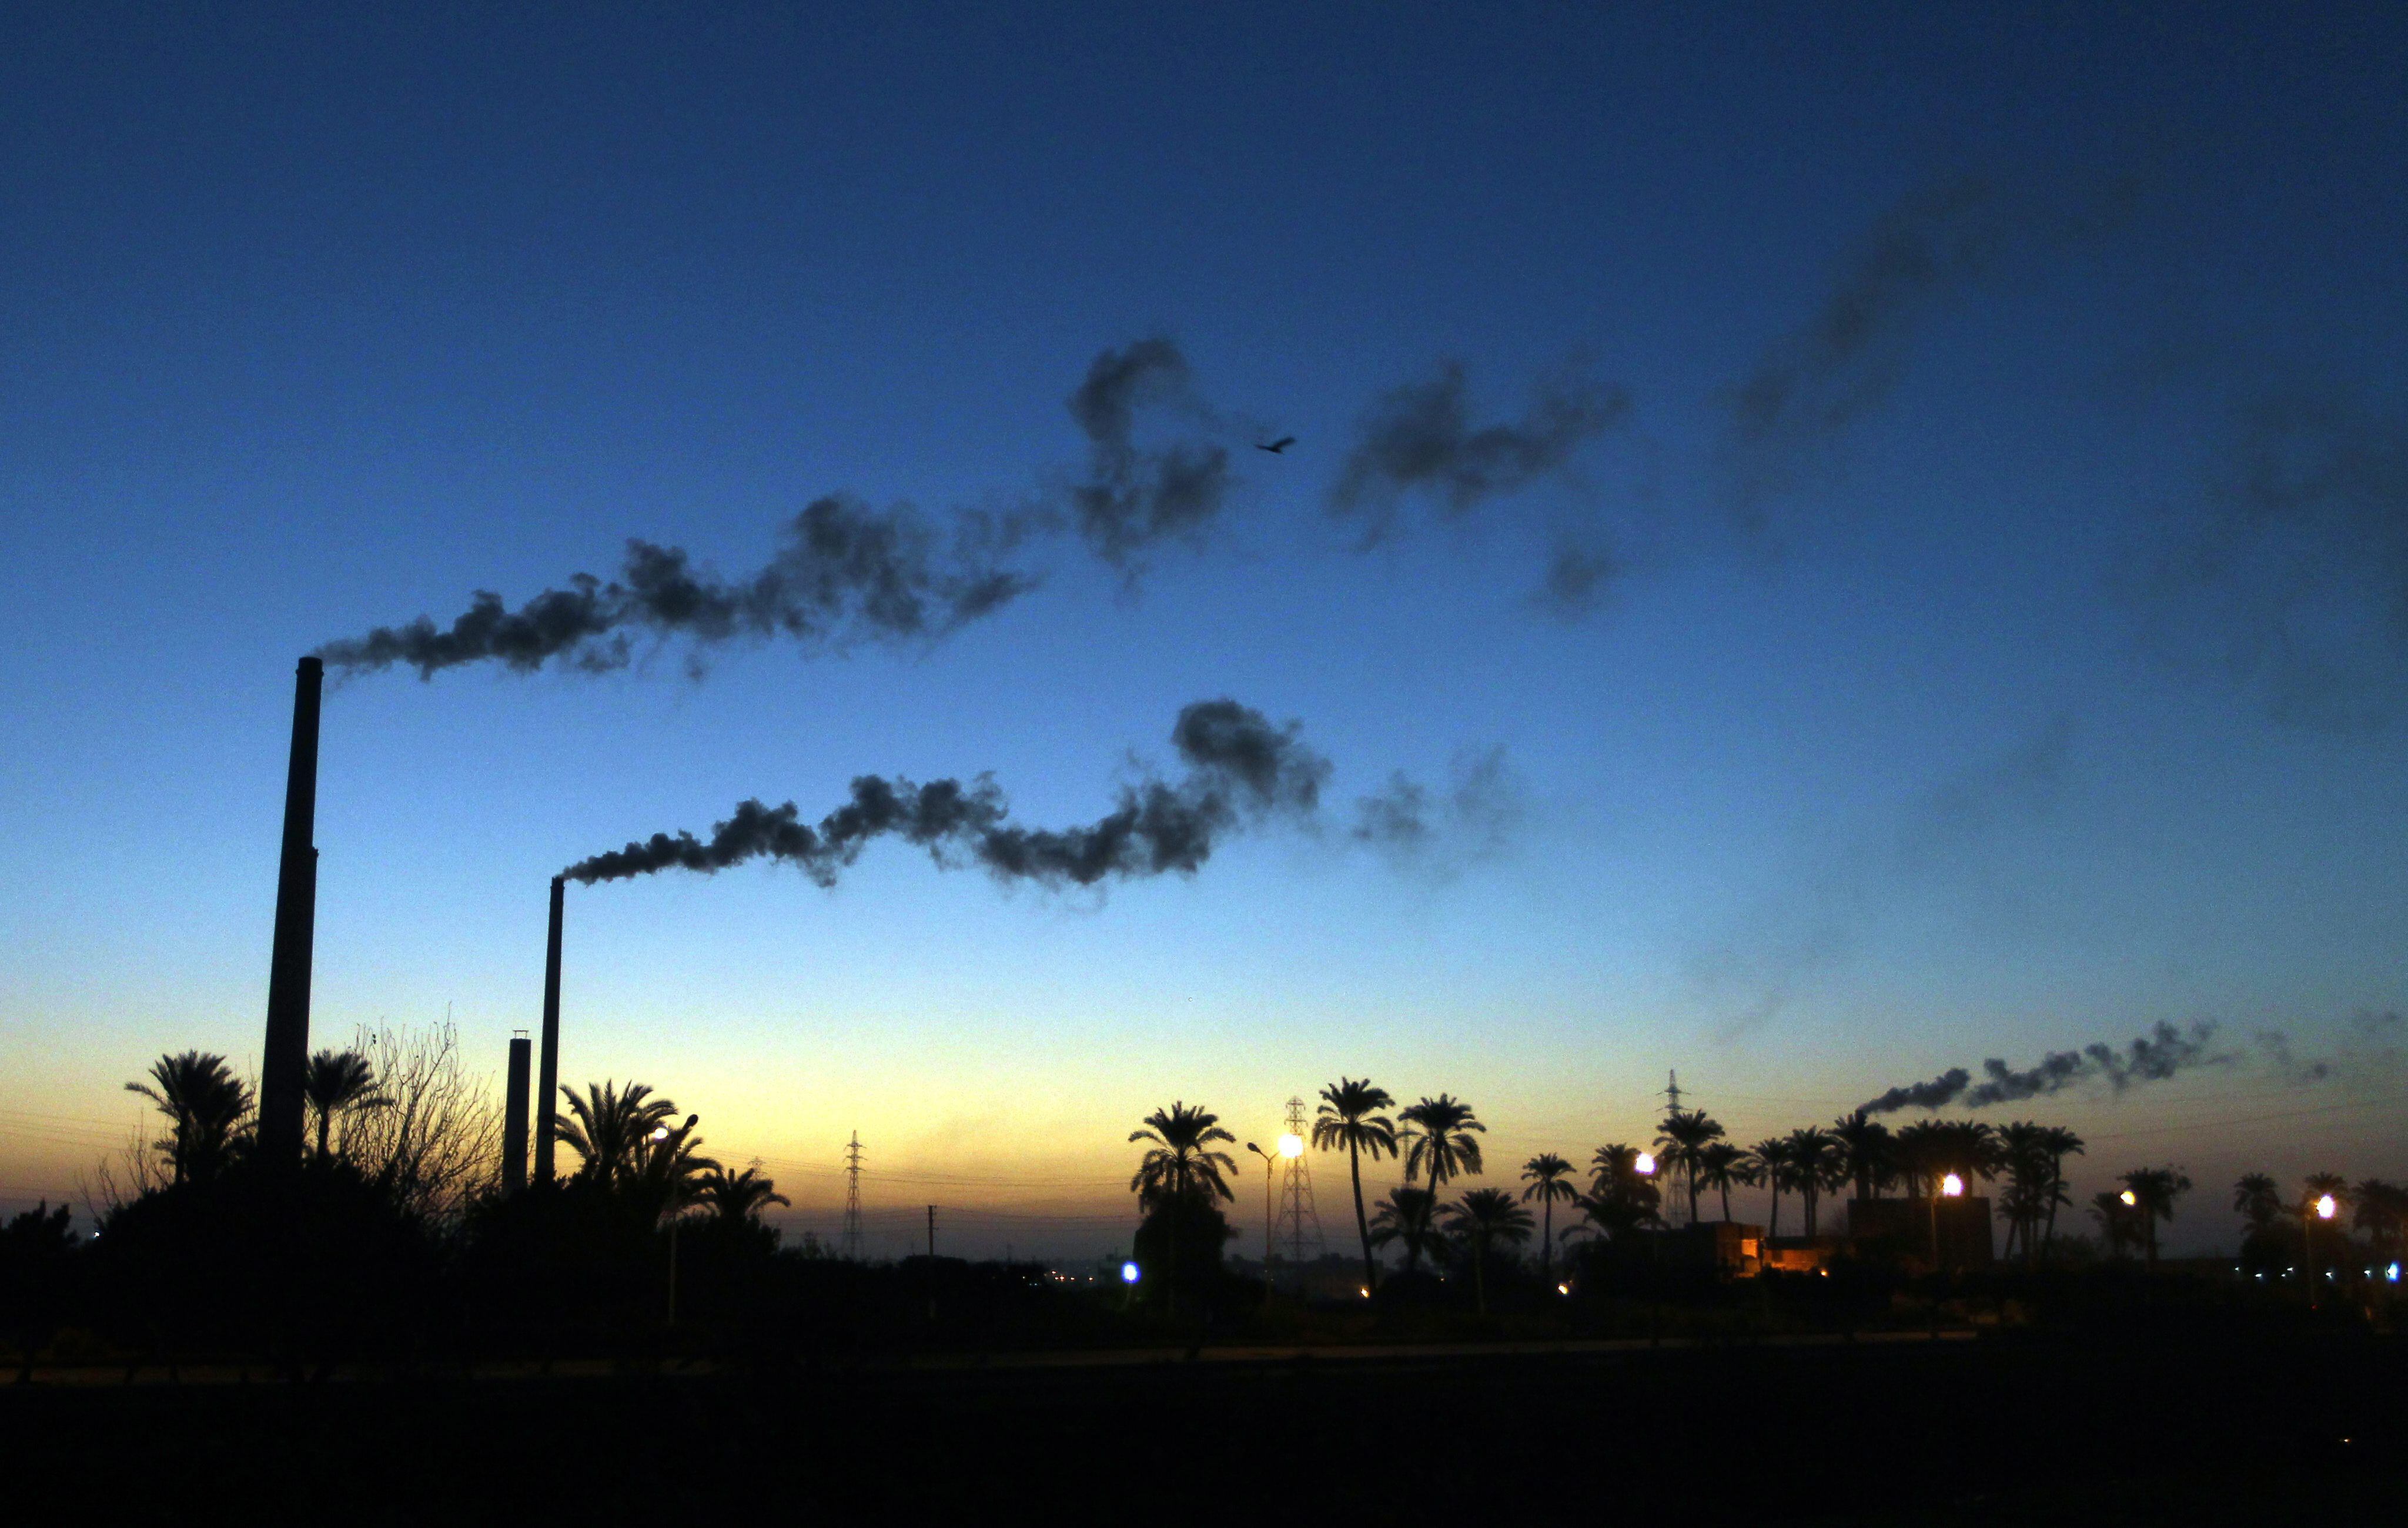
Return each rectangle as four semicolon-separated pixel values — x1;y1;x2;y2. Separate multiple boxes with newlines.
4;5;2404;1258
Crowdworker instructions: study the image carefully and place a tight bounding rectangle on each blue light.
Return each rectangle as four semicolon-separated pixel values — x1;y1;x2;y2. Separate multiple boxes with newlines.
1120;1260;1140;1284
2389;1262;2400;1283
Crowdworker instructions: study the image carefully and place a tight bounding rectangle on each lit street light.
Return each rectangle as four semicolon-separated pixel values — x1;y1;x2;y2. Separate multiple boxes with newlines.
1246;1142;1280;1293
2119;1188;2137;1207
2306;1192;2337;1310
1634;1151;1656;1176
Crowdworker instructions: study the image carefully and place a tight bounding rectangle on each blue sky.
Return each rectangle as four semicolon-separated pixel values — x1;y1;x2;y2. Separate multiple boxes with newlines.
4;4;2404;1255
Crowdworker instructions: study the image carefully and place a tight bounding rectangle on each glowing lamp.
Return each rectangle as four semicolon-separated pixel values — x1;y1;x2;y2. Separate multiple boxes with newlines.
1557;1282;1570;1296
1634;1152;1656;1176
1277;1132;1305;1159
1359;1286;1371;1299
2315;1194;2337;1221
2119;1189;2136;1206
2387;1263;2400;1283
1120;1260;1141;1285
1941;1173;1964;1198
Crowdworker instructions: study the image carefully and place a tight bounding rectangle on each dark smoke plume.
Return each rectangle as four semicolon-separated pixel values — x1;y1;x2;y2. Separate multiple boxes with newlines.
1329;360;1628;544
1063;338;1239;565
1859;1021;2228;1115
1351;746;1524;878
564;698;1329;890
2132;382;2408;730
1723;172;2135;522
317;496;1035;680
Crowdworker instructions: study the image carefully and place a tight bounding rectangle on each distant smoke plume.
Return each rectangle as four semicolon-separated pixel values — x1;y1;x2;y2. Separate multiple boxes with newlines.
1063;338;1239;565
1859;1021;2228;1114
1723;172;2135;523
2131;383;2408;730
1330;360;1629;544
317;496;1034;680
1352;746;1524;878
564;698;1329;890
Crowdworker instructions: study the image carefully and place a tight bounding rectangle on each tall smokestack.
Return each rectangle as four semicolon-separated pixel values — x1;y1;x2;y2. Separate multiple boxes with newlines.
533;875;564;1184
501;1031;531;1195
256;656;323;1163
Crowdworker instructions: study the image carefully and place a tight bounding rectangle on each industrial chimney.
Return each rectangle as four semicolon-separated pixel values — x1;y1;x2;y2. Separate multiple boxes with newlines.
256;656;322;1162
533;875;564;1184
501;1031;531;1194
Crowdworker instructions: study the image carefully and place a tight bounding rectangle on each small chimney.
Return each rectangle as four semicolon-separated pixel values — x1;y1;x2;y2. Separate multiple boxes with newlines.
256;656;323;1162
501;1031;531;1194
533;875;565;1184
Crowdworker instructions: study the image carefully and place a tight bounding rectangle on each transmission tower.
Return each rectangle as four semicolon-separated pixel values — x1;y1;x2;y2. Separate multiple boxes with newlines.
1277;1096;1326;1283
841;1131;864;1262
1658;1071;1687;1226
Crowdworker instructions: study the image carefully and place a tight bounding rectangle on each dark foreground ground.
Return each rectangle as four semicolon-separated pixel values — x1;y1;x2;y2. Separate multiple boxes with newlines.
8;1330;2400;1523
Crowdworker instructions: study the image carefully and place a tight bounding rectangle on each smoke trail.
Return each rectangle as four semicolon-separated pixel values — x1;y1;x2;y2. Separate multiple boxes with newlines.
1723;171;2136;523
1859;1021;2228;1114
1351;745;1524;878
2129;382;2408;730
317;496;1035;680
1063;337;1240;565
1329;360;1628;546
564;698;1329;890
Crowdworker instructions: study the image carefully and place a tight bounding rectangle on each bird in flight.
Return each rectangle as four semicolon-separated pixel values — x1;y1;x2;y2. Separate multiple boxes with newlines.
1256;436;1296;454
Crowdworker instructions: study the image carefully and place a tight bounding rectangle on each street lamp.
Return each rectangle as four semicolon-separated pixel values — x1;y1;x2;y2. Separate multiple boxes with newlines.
2119;1188;2136;1206
1924;1172;1966;1269
1634;1151;1656;1176
2307;1192;2337;1309
1247;1142;1279;1293
662;1112;697;1326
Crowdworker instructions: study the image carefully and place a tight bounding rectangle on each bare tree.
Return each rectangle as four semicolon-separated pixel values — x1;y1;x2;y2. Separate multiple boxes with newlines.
342;1020;502;1224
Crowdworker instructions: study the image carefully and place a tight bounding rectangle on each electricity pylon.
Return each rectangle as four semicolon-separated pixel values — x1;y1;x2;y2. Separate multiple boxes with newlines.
842;1131;864;1262
1277;1096;1326;1282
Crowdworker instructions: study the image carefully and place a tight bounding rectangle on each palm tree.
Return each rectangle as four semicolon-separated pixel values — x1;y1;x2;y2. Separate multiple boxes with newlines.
1654;1109;1726;1225
1567;1144;1660;1245
1747;1138;1794;1239
2233;1172;2283;1235
1399;1094;1486;1189
2118;1166;2192;1270
300;1048;387;1162
1520;1153;1579;1277
1830;1110;1893;1201
1368;1186;1444;1275
2353;1179;2406;1263
1129;1102;1237;1211
1697;1141;1746;1223
1891;1119;1945;1200
553;1080;678;1187
1997;1122;2051;1263
1785;1126;1842;1238
126;1051;253;1185
1313;1078;1400;1293
1444;1187;1534;1314
2038;1125;2085;1258
695;1162;790;1222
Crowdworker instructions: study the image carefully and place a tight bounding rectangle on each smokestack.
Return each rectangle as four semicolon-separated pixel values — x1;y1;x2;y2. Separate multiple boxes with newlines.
533;875;564;1184
256;656;322;1163
501;1031;531;1195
